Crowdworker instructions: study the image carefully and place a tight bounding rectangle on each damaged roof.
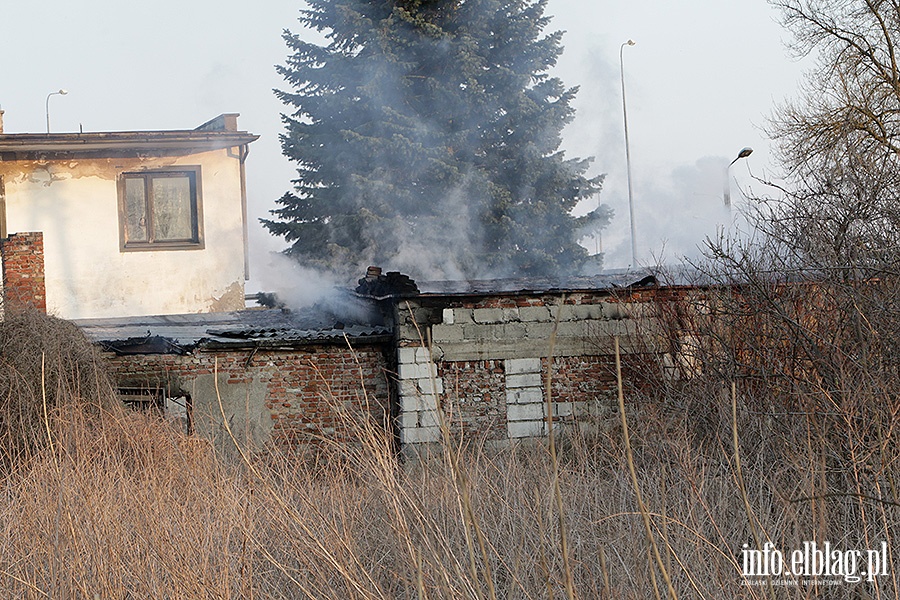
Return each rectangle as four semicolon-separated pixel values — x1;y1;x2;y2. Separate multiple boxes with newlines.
415;269;677;296
76;298;390;355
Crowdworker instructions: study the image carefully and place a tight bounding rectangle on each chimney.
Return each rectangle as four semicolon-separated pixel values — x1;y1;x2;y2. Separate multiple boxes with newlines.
1;232;47;314
0;109;4;134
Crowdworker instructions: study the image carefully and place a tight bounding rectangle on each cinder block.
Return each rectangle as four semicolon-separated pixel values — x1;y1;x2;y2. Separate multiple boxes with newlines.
502;307;520;322
399;362;437;380
399;380;419;396
416;377;444;395
398;347;419;364
518;306;551;322
473;308;503;324
506;387;543;405
432;324;464;342
505;357;541;375
554;402;574;418
414;347;434;364
601;302;628;320
496;323;527;340
508;420;545;439
523;322;556;340
506;373;542;388
398;411;419;429
452;308;474;324
400;394;438;413
442;308;454;325
418;409;442;428
554;321;588;338
507;403;545;421
400;426;442;444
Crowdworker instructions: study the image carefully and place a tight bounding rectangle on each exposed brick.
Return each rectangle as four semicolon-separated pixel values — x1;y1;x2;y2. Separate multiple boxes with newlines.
1;232;46;313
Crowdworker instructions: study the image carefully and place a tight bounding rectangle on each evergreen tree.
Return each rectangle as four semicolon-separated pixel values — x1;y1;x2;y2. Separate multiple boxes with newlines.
264;0;611;279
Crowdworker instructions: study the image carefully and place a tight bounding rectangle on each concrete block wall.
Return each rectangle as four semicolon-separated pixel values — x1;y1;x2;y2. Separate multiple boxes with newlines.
398;291;663;447
397;345;444;444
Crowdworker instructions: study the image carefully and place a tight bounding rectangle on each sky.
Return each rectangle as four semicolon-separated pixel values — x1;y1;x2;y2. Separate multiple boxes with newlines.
0;1;810;285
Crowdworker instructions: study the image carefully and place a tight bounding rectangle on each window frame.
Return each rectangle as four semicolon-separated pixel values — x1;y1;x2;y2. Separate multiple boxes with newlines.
117;166;204;251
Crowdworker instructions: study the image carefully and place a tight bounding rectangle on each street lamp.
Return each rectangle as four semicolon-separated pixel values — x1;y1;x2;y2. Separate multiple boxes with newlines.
45;89;68;133
724;146;753;207
620;39;637;268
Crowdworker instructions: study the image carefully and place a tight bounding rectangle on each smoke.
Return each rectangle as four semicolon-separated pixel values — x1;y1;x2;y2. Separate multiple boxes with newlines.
630;157;737;266
253;252;340;307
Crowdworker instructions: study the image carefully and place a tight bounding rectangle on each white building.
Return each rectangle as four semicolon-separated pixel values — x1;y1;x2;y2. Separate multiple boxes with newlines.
0;113;257;319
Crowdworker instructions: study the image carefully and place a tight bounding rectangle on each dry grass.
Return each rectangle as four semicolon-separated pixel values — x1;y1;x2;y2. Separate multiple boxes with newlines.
0;289;897;598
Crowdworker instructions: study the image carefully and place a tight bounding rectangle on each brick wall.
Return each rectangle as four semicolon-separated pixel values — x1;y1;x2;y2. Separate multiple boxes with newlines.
103;344;392;453
1;232;46;313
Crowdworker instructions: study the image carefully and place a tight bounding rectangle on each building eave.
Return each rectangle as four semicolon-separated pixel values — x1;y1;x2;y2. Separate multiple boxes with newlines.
0;130;259;160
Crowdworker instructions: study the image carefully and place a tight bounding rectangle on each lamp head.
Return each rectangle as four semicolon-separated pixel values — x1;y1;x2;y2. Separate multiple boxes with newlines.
58;89;68;95
626;39;635;46
737;147;753;159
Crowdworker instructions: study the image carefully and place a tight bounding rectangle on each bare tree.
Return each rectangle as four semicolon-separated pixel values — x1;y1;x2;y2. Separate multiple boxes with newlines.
766;0;900;274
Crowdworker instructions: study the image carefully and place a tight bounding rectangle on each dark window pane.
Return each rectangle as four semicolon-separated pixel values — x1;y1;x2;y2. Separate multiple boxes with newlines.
151;176;193;241
124;177;147;242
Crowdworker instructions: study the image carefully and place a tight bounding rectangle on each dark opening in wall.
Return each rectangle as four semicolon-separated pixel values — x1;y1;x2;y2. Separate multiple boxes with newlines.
117;386;193;434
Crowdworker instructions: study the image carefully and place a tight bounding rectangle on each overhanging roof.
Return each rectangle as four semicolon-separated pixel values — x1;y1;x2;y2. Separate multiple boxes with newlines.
0;114;258;159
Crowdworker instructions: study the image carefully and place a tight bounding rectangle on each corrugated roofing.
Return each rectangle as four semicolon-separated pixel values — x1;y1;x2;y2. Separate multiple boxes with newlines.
76;299;390;354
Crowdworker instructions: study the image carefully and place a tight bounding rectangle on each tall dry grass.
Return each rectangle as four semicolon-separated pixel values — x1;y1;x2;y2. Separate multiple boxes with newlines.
0;286;897;598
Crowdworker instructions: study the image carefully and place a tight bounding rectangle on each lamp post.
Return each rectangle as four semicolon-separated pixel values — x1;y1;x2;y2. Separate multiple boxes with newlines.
724;146;753;207
620;40;637;268
45;89;68;133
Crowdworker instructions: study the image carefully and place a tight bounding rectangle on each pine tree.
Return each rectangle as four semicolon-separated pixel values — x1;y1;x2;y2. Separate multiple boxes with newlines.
264;0;611;279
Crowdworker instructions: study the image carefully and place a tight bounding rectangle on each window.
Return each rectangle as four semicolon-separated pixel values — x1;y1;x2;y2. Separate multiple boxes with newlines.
119;167;203;250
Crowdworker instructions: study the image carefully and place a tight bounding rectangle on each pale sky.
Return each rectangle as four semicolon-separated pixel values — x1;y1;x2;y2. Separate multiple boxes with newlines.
0;1;809;283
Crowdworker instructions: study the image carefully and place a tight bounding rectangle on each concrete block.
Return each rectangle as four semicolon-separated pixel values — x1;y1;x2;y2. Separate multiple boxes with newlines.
523;322;556;341
569;304;604;321
400;394;438;413
499;323;527;340
414;347;434;364
502;307;520;322
442;308;454;325
506;373;542;388
399;362;437;380
505;357;541;375
554;402;574;418
549;305;575;321
507;403;545;421
601;301;628;320
518;306;551;322
398;411;419;429
400;426;442;444
398;347;419;364
508;420;545;439
399;380;419;396
554;321;589;338
473;308;503;324
416;377;444;395
452;308;474;324
506;387;544;405
418;409;442;428
432;324;464;342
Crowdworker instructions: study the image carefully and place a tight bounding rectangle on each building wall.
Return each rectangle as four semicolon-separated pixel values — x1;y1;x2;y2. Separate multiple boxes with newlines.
0;232;46;313
0;148;245;319
395;291;665;448
102;344;392;454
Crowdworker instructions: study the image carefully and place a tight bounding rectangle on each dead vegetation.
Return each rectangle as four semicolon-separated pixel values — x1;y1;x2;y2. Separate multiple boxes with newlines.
0;250;897;599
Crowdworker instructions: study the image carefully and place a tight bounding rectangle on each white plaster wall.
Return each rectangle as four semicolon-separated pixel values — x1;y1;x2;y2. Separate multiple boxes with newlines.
1;149;246;319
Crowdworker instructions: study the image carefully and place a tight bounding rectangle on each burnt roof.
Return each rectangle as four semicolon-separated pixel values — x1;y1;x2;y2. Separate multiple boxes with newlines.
76;299;390;355
415;269;675;297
